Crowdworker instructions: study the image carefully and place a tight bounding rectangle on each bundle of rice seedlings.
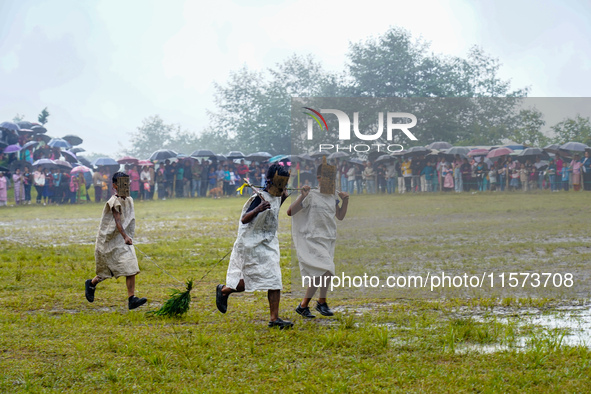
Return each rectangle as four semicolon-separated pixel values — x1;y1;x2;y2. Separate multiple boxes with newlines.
148;279;193;318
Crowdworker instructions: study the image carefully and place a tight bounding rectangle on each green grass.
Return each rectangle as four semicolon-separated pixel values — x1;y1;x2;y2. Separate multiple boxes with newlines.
0;193;590;392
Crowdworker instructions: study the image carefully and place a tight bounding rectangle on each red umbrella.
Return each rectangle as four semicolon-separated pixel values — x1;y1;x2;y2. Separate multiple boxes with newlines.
138;160;154;166
117;156;139;165
467;148;489;157
486;147;513;159
71;165;91;174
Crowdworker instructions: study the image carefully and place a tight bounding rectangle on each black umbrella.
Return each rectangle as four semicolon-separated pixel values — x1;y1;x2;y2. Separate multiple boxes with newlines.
348;158;365;166
17;129;34;136
0;121;20;132
70;147;85;154
310;151;329;158
405;146;431;157
215;154;227;161
327;152;350;160
9;160;30;172
518;147;550;160
190;149;216;157
21;141;38;150
374;154;396;163
245;152;272;161
62;134;83;146
48;138;72;149
78;156;93;167
33;158;57;168
560;142;589;152
62;150;78;163
543;144;561;154
227;151;245;159
55;160;72;170
31;125;47;134
426;141;452;150
16;121;35;129
150;149;177;161
294;153;314;162
34;134;52;143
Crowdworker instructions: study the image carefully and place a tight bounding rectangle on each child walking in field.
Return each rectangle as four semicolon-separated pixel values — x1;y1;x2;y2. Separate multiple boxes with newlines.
85;172;147;310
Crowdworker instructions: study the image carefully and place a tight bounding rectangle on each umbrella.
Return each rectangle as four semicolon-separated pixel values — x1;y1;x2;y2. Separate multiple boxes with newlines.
17;129;34;136
426;141;452;150
214;154;227;161
269;154;291;163
61;150;78;163
294;153;314;162
138;160;154;166
34;134;52;143
9;160;30;172
516;148;551;162
560;142;589;152
227;151;245;159
486;147;513;159
310;151;329;158
3;144;21;154
21;141;38;150
327;152;350;160
70;147;85;154
467;148;489;157
78;156;93;167
92;157;119;166
391;150;408;157
55;160;72;169
33;158;57;168
16;121;34;129
31;125;47;134
117;156;139;165
0;121;20;132
445;146;471;157
374;154;396;163
190;149;216;157
149;149;177;161
71;165;92;174
245;152;272;161
348;158;365;166
48;138;72;149
62;134;83;146
543;144;561;154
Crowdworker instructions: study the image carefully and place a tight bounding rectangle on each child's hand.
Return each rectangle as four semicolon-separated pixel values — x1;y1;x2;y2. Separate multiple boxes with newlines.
256;201;271;213
124;236;133;245
338;191;350;200
301;185;311;197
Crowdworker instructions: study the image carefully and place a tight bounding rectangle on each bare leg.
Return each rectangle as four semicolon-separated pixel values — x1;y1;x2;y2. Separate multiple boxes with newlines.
91;276;104;286
268;289;280;321
125;275;135;298
221;279;244;296
301;285;318;308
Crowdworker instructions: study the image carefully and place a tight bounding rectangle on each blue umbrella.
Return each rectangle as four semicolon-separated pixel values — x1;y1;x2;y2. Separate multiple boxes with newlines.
48;138;72;149
269;154;290;163
91;157;119;166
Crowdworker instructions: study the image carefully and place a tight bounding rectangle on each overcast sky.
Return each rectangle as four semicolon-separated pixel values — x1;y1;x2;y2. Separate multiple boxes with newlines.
1;0;590;156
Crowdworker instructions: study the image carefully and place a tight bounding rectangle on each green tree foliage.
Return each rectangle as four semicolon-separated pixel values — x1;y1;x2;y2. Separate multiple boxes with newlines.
551;115;591;146
208;55;339;154
12;113;25;122
506;108;550;146
38;107;50;125
125;115;200;159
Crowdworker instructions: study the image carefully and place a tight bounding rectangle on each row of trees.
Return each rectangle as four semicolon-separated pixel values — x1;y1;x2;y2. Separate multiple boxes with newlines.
126;27;591;158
